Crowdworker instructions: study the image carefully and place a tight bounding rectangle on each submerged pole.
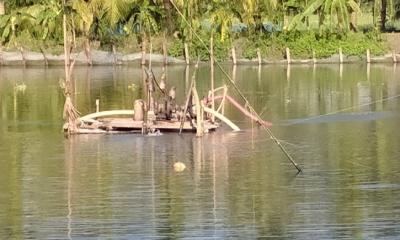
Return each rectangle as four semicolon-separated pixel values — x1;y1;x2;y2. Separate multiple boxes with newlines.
210;36;215;122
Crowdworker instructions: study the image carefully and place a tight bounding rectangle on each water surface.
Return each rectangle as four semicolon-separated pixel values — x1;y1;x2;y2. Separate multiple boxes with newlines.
1;64;400;239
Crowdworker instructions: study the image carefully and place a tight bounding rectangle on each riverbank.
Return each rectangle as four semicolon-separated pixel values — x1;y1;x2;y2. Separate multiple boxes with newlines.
1;33;398;66
0;49;398;66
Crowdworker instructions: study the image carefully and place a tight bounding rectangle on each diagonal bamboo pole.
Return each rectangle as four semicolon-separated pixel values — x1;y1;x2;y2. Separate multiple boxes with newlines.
169;0;302;172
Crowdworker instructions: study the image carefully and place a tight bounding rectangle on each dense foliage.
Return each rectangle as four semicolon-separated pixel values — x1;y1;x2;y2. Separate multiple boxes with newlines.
0;0;398;59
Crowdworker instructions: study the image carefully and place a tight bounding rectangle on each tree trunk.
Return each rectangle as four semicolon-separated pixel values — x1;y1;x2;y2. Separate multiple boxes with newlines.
381;0;387;31
163;0;174;34
0;1;4;15
350;11;358;31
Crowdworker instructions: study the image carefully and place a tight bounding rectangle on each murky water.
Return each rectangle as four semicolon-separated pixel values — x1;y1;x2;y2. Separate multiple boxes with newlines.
1;64;400;239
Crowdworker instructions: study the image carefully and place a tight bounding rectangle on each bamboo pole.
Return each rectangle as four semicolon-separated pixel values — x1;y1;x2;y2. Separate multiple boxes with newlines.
210;36;215;122
62;0;79;134
221;85;227;115
184;42;190;65
179;63;198;134
232;64;237;83
63;6;70;68
192;85;203;137
286;47;291;64
366;49;371;63
231;46;237;65
393;50;397;63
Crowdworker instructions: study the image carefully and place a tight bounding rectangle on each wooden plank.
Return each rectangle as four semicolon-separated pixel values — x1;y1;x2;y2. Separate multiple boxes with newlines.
95;118;218;131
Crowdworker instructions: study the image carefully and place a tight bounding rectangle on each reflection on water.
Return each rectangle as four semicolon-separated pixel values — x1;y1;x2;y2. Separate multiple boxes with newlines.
1;64;400;239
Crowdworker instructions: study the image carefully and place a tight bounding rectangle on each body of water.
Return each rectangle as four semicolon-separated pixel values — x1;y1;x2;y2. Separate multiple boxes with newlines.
1;64;400;239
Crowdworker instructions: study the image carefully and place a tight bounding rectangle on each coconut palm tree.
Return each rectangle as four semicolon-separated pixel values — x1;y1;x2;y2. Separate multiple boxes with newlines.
373;0;400;30
209;2;237;41
288;0;361;32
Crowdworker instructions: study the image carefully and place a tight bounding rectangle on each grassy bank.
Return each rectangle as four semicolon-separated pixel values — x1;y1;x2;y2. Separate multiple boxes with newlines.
1;30;390;62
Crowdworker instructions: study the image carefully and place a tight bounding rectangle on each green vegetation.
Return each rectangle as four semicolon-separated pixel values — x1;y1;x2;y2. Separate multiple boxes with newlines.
0;0;399;60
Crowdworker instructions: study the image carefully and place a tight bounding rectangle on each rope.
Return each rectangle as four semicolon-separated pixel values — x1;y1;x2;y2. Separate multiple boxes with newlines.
169;0;302;172
289;94;400;125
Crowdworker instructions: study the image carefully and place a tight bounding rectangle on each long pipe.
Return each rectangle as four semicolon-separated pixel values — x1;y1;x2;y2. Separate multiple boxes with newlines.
213;95;272;128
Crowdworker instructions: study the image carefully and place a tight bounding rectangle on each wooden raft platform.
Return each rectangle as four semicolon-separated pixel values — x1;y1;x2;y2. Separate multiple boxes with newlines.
70;117;219;134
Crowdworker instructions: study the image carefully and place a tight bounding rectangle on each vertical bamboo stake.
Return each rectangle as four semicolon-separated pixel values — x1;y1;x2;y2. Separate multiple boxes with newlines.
184;42;190;65
367;62;371;81
286;47;291;64
312;50;317;64
149;39;153;70
366;49;371;63
231;46;237;65
393;50;397;63
63;7;70;69
163;32;168;66
257;48;262;65
339;47;343;64
141;37;146;66
84;38;92;66
221;85;227;116
185;65;190;91
232;64;237;82
112;44;117;65
0;43;3;65
96;99;99;112
19;46;26;66
210;36;215;122
192;85;203;137
40;47;48;66
62;0;79;134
